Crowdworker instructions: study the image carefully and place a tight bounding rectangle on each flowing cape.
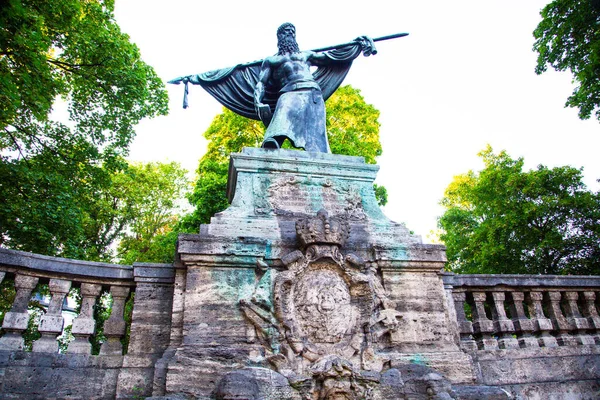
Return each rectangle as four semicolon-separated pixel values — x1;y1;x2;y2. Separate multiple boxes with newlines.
176;43;367;120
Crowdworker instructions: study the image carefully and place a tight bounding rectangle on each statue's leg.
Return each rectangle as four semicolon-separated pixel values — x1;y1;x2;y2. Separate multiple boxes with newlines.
302;91;329;153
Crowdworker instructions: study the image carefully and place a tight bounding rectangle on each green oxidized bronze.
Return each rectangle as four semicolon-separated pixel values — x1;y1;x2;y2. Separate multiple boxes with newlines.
170;23;408;153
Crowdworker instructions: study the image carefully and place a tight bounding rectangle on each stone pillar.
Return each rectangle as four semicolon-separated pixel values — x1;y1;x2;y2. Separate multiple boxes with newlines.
470;292;498;350
508;291;538;348
527;291;557;348
491;291;519;349
68;283;102;354
33;279;72;353
0;274;39;350
443;281;460;347
545;291;576;346
163;264;256;398
452;291;477;351
100;286;131;355
116;263;175;399
563;291;594;345
581;291;600;344
152;265;186;396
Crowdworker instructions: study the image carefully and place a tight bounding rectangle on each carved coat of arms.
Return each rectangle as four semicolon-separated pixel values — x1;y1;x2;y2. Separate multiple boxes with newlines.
239;210;402;399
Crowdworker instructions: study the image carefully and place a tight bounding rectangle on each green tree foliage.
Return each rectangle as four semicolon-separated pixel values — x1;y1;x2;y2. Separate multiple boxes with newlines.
180;85;386;231
0;0;168;259
533;0;600;121
1;160;189;262
1;0;168;159
82;160;189;262
117;162;190;264
326;86;382;164
439;146;600;275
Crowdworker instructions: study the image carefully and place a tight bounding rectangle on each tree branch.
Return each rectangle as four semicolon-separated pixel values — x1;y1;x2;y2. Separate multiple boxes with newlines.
47;58;108;70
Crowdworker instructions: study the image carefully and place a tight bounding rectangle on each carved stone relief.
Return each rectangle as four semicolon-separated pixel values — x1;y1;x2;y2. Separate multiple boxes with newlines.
257;175;366;220
228;209;509;399
239;209;402;399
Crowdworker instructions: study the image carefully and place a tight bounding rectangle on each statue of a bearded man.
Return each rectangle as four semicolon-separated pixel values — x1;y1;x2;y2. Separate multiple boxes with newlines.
171;23;378;153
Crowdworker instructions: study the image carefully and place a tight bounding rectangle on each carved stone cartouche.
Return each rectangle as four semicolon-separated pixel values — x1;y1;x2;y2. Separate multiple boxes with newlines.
237;209;405;399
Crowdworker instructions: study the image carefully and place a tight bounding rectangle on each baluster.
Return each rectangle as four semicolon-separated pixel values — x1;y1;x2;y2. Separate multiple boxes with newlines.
33;279;72;352
527;291;557;348
452;291;477;351
563;291;594;345
68;283;102;354
100;286;130;355
508;291;538;348
491;291;519;349
581;292;600;344
0;274;39;350
470;292;498;350
545;291;576;346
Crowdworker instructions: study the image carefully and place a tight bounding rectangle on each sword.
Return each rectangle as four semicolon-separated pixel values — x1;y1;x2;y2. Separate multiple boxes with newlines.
311;32;409;55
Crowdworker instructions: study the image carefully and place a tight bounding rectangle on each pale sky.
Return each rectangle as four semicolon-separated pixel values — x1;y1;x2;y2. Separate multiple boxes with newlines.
114;1;599;242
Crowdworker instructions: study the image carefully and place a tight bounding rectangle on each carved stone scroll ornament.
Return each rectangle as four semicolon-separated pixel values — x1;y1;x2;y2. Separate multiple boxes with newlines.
239;209;403;399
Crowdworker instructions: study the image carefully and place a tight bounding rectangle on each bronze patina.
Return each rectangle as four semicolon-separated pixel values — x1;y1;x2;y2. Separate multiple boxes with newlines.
170;24;407;153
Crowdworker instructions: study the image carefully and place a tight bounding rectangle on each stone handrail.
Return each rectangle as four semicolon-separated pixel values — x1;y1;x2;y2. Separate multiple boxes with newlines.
0;247;134;355
443;273;600;351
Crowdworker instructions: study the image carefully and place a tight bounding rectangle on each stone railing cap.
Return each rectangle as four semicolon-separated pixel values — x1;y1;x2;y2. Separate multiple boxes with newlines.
444;273;600;288
132;263;175;283
0;247;133;282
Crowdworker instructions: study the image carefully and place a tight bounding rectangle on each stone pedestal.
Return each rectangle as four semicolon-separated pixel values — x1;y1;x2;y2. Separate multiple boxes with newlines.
165;148;474;399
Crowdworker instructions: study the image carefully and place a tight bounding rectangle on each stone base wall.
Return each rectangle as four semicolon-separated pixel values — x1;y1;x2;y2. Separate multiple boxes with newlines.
1;348;599;399
500;381;600;400
471;347;600;399
388;351;478;385
0;351;124;399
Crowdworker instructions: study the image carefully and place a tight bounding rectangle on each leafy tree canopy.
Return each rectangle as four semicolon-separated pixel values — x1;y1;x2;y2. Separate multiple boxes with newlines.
1;0;168;162
438;146;600;275
117;162;190;264
1;159;189;262
0;0;171;261
180;85;386;232
533;0;600;121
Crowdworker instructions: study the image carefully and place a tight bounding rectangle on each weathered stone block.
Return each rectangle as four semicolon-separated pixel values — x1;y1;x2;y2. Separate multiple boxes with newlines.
493;318;515;334
472;319;494;334
1;312;29;331
458;320;473;334
103;318;126;334
478;338;499;351
538;334;559;348
472;346;600;386
535;317;553;332
31;335;59;353
512;317;533;333
497;337;520;350
71;317;96;336
0;351;123;399
38;314;64;334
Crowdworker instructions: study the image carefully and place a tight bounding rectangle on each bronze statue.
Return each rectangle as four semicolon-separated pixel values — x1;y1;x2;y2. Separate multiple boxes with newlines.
170;24;407;153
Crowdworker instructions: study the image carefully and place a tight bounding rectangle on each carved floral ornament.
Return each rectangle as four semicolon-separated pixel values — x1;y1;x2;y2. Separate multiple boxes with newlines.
239;209;402;399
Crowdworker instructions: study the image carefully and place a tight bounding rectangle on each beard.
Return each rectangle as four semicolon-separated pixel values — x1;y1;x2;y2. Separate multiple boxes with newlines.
277;36;300;55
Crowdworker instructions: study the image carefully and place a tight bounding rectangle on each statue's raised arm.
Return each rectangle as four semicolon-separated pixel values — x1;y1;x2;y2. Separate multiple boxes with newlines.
169;23;407;153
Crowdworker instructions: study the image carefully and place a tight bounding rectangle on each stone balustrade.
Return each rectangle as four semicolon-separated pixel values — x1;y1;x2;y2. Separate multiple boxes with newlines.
0;247;134;354
2;242;600;398
444;273;600;351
